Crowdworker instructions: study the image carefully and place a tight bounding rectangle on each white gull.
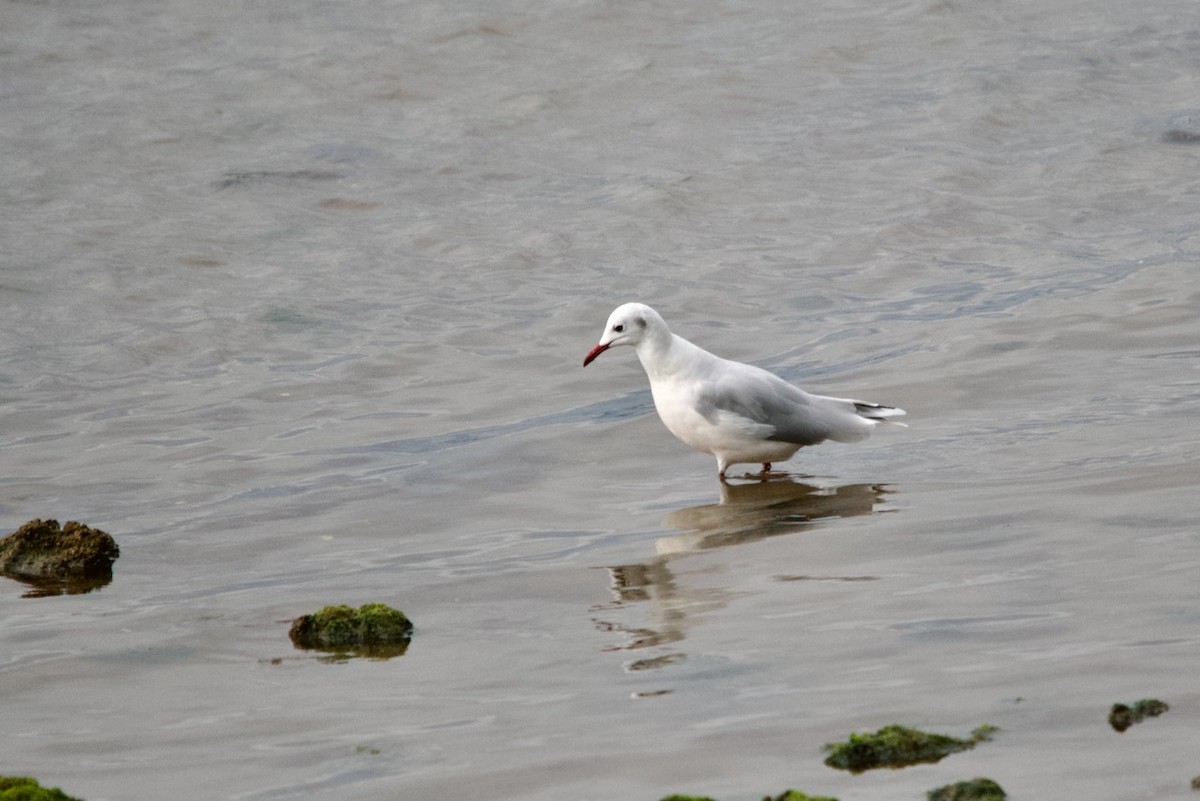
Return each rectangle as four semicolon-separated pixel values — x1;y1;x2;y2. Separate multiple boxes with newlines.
583;303;906;479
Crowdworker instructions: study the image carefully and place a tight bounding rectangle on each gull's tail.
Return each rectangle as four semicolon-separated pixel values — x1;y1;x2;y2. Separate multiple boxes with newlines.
854;401;908;427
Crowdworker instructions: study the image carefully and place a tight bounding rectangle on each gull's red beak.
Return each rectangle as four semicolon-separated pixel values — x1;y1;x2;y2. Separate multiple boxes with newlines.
583;343;609;367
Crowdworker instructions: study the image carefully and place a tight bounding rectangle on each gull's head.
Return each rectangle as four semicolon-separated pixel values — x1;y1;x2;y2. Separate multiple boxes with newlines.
583;302;663;366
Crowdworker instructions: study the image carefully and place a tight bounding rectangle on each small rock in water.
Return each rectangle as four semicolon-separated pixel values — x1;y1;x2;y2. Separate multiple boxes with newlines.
289;603;413;659
0;519;120;597
1162;112;1200;143
764;791;840;801
823;724;993;773
1108;698;1169;732
927;777;1006;801
0;775;85;801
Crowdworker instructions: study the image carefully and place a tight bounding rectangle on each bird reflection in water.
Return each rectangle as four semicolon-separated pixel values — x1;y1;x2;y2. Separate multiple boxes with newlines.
657;478;887;555
592;478;894;674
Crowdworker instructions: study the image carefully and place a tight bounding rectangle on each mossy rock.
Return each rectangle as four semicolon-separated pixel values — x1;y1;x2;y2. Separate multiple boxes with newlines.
764;790;839;801
0;519;119;596
927;778;1006;801
659;796;716;801
1108;698;1168;732
0;775;84;800
289;603;413;657
824;724;992;773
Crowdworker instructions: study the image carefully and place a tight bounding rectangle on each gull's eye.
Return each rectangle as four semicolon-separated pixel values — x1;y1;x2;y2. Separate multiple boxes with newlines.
613;324;625;333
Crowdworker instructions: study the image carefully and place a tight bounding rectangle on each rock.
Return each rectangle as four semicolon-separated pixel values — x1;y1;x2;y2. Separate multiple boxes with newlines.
0;775;84;800
1163;112;1200;143
823;724;994;773
289;603;413;658
927;777;1006;801
1108;698;1169;733
0;519;119;597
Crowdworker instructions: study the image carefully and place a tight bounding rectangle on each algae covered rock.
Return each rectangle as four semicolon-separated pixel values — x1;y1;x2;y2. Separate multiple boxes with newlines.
1108;698;1169;733
927;778;1006;801
289;603;413;658
660;790;837;801
824;724;993;773
0;775;84;800
0;519;119;597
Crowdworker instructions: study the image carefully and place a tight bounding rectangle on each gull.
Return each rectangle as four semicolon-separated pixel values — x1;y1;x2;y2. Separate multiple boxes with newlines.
583;303;906;479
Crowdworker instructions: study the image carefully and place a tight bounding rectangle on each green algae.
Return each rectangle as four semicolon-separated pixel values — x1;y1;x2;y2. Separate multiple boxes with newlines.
1108;698;1168;732
288;603;413;658
927;778;1006;801
0;776;83;801
823;724;994;773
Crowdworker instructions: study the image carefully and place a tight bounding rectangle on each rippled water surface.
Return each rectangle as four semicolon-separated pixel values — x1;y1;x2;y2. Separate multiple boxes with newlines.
3;0;1199;799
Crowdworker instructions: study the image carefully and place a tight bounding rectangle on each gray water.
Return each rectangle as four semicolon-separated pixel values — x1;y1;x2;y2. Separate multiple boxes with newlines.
3;0;1199;799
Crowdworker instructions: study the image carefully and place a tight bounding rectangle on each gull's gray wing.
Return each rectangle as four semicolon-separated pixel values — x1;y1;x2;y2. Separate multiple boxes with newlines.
694;361;866;445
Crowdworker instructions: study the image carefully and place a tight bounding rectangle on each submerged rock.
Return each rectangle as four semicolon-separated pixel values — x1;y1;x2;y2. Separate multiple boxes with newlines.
0;519;119;597
927;777;1006;801
0;775;84;800
1163;112;1200;143
1108;698;1169;733
823;724;994;773
662;792;837;801
289;603;413;658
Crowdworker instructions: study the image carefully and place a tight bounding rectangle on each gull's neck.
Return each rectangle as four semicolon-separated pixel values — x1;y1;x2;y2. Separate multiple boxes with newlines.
636;331;710;381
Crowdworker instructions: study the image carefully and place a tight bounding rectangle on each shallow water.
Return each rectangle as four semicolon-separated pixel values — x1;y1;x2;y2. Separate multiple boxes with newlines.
3;0;1199;799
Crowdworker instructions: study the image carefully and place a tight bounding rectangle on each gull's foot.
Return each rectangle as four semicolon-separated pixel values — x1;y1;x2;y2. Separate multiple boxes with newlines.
727;464;792;481
740;468;792;481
